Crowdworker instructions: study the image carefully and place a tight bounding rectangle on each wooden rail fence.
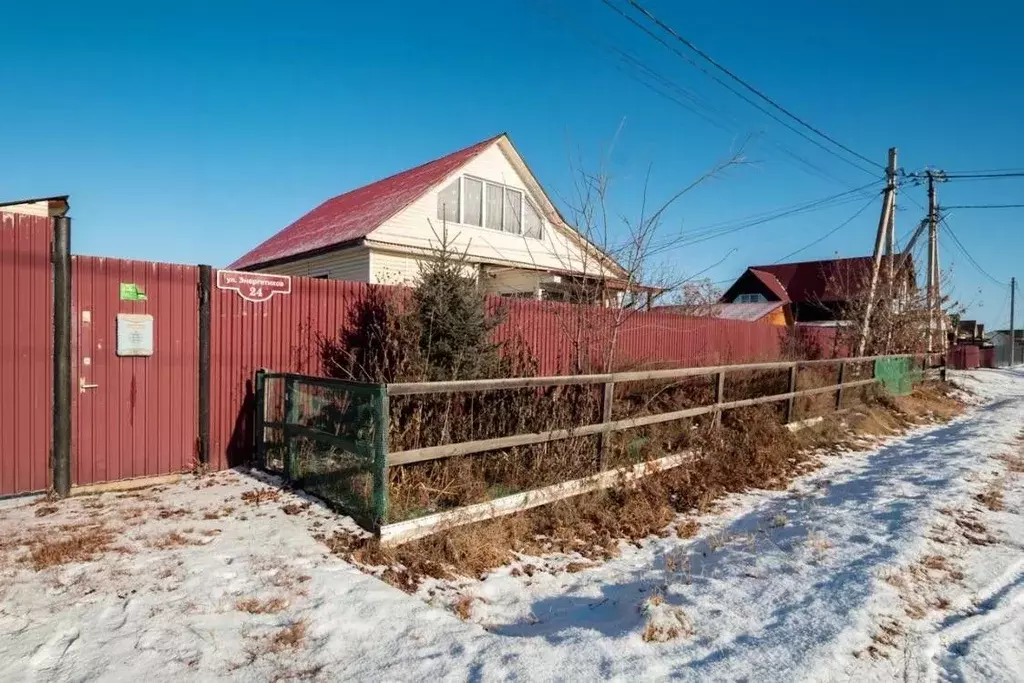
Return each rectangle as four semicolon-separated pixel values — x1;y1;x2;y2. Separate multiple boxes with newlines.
256;353;941;545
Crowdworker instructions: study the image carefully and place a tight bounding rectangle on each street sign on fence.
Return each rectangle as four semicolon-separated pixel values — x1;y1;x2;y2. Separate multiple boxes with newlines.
216;270;291;303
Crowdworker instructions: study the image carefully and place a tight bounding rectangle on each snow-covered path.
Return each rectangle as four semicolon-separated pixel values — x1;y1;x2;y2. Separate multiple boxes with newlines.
1;369;1023;682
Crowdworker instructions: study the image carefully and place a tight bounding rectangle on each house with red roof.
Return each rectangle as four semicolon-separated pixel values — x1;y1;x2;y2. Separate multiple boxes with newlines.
720;254;913;324
229;133;634;302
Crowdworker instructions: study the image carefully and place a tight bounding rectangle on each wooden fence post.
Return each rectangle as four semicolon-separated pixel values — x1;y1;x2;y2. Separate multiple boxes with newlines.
785;364;798;423
713;371;725;428
835;361;847;411
372;385;391;531
597;381;615;470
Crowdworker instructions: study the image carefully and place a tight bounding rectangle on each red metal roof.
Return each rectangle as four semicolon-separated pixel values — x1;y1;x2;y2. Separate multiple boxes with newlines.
747;255;900;303
658;301;785;322
230;134;504;269
747;269;790;302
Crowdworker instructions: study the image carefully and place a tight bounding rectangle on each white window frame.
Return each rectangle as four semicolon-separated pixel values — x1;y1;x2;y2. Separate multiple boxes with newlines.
442;174;544;240
735;293;766;304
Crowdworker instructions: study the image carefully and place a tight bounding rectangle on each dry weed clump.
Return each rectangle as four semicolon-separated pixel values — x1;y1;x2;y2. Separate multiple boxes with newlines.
150;531;203;549
242;488;282;506
268;620;308;652
640;593;694;643
34;505;59;518
24;524;115;570
236;596;289;614
976;479;1006;511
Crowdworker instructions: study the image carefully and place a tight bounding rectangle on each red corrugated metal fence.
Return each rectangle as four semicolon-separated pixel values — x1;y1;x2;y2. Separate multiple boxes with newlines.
1;248;850;495
209;276;368;470
0;212;52;495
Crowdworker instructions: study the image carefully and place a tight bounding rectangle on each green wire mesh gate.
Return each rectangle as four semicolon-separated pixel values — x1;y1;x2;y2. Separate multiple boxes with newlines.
254;371;389;530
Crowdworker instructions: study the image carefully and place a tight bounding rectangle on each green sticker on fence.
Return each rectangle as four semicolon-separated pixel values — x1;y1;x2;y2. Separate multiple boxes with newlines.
874;357;921;396
119;282;147;301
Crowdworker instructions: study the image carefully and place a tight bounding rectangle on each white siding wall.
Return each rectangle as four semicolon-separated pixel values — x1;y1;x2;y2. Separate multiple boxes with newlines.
484;269;542;298
257;246;370;282
367;142;616;278
369;248;478;286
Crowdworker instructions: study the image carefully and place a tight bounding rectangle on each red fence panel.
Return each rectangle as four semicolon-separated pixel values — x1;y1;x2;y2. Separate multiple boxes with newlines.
209;275;367;470
71;256;199;486
0;212;52;496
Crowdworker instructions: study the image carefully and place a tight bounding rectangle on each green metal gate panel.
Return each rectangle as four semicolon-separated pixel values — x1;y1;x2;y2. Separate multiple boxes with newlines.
256;372;389;531
874;357;921;396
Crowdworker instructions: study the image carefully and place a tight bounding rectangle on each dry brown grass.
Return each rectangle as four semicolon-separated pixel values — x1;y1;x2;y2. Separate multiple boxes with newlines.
242;488;282;506
149;531;203;549
998;452;1024;474
325;380;964;591
976;479;1006;511
24;524;115;570
452;595;474;620
236;596;289;614
268;620;308;652
34;505;59;518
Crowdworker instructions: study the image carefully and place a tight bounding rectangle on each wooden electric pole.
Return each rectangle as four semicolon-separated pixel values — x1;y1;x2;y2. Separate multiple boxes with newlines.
1011;277;1017;367
926;172;937;353
857;147;898;357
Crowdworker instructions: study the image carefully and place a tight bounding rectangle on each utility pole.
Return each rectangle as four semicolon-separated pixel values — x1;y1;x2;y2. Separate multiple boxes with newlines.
1009;278;1016;367
926;171;937;354
857;147;898;357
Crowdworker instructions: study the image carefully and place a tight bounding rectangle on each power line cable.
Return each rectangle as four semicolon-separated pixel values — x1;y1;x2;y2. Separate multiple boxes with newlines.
938;215;1007;286
619;0;884;173
645;182;881;257
942;204;1024;210
943;171;1024;179
530;0;876;195
771;194;879;263
597;0;881;178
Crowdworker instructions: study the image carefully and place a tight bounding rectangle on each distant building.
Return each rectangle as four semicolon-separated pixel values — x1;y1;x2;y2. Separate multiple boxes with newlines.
720;254;913;324
657;301;791;326
989;329;1023;366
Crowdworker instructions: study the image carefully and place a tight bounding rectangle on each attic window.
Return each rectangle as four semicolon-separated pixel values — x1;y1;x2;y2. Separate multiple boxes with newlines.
735;293;767;304
437;179;460;224
503;188;522;233
463;177;483;226
524;199;543;239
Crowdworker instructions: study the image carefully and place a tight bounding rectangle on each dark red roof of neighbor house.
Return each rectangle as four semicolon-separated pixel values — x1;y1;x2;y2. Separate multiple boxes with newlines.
747;268;790;302
747;255;901;303
229;134;504;269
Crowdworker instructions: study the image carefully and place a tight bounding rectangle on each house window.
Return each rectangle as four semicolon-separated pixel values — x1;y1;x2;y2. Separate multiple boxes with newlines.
463;177;483;226
437;178;460;224
485;183;503;231
524;199;543;239
441;175;545;239
503;188;522;233
735;293;767;304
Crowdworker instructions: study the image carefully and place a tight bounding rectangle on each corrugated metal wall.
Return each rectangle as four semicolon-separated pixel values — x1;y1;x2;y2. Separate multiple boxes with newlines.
0;244;847;495
0;212;52;496
71;256;199;485
209;276;367;470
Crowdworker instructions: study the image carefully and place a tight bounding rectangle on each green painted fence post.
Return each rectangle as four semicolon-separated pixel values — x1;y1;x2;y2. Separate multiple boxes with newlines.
283;377;299;482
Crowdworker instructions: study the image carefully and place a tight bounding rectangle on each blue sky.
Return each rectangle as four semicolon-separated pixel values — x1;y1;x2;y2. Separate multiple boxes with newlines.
2;0;1022;328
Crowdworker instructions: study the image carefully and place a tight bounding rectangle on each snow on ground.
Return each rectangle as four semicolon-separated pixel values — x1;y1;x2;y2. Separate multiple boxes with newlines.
1;369;1023;682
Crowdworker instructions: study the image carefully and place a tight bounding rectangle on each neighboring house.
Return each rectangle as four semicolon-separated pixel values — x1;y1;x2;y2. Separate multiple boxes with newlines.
989;329;1024;366
657;301;791;326
720;255;912;324
229;133;639;303
956;319;984;342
